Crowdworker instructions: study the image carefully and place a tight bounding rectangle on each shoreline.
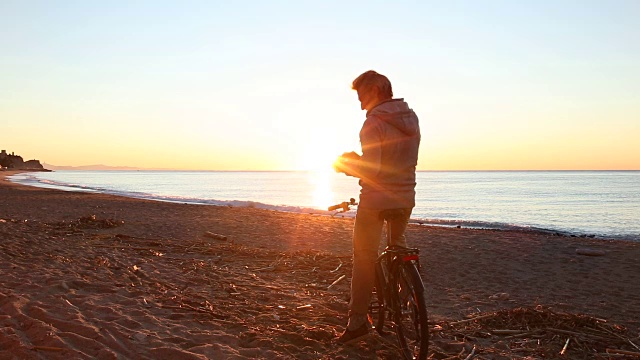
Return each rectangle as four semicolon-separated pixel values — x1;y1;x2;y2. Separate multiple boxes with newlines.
2;171;640;358
7;170;639;243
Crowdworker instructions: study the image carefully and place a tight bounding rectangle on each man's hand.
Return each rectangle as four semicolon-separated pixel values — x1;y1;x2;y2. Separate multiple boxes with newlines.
340;151;361;161
333;151;361;175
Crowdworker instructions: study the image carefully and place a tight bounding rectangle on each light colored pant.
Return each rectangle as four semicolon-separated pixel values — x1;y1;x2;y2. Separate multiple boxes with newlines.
349;207;412;318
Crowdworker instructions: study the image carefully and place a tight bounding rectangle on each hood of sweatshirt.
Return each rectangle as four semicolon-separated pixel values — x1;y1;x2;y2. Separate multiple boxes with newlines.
367;98;420;137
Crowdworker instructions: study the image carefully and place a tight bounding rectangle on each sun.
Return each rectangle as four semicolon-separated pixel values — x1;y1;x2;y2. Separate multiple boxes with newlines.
296;137;341;172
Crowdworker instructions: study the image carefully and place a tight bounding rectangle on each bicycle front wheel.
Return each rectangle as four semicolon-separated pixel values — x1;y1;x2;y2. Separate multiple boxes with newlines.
393;262;429;360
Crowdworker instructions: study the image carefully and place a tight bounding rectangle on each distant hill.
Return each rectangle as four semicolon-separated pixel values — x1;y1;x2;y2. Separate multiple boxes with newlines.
1;150;46;170
43;163;144;171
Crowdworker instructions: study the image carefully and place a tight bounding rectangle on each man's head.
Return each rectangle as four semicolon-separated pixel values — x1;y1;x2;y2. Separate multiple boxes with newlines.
351;70;393;111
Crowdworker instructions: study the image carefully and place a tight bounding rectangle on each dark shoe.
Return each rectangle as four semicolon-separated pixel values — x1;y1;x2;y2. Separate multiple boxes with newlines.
337;323;369;344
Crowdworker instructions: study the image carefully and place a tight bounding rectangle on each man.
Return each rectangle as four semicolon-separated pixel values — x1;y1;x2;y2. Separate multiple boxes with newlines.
334;70;421;343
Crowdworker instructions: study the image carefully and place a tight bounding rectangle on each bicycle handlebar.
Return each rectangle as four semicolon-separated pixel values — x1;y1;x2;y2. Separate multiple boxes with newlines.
328;198;357;212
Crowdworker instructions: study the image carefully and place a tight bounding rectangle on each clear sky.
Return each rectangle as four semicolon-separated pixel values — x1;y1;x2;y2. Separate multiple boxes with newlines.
1;1;639;170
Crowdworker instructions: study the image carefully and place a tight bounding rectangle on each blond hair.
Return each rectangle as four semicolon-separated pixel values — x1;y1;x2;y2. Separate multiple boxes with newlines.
351;70;393;98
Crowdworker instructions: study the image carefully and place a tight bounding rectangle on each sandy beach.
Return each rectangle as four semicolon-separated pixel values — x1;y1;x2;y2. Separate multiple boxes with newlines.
1;171;639;359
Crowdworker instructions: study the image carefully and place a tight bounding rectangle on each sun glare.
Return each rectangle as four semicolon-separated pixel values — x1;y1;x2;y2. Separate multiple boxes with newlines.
298;141;339;172
298;143;340;209
309;170;334;209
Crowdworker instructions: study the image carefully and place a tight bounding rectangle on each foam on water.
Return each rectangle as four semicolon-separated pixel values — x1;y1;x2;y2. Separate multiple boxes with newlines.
8;170;640;241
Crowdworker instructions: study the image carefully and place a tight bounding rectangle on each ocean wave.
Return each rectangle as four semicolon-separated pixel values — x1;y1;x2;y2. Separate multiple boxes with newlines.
408;218;640;241
7;173;639;242
7;174;352;217
409;218;565;234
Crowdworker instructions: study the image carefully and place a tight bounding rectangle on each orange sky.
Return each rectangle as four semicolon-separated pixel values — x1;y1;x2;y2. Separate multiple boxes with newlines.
2;2;639;171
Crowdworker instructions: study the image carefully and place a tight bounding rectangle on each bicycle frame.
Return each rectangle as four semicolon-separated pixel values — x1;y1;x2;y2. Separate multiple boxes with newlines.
382;247;423;288
375;246;423;322
379;211;424;300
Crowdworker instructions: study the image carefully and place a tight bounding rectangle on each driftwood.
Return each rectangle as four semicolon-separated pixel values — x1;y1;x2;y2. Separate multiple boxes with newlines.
576;248;606;256
203;231;227;241
491;329;526;335
606;348;640;357
327;275;346;289
330;261;343;273
92;245;159;251
462;345;476;360
431;306;637;359
560;337;570;355
448;313;494;325
32;346;65;352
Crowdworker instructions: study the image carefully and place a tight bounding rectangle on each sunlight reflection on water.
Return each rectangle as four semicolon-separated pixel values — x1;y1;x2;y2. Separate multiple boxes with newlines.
308;170;334;209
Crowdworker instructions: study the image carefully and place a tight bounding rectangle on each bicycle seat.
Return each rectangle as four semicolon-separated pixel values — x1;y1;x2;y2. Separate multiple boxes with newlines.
379;209;406;221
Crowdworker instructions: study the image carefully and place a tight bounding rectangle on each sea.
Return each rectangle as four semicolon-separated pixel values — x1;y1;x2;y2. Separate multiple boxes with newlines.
8;170;640;242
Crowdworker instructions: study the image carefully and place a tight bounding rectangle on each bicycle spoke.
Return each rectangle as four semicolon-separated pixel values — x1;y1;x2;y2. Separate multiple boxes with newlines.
393;263;429;360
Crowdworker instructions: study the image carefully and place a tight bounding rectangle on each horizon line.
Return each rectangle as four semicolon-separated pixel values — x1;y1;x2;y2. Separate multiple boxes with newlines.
41;166;640;172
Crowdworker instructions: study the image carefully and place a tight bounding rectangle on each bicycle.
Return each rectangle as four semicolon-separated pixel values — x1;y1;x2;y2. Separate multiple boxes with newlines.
329;199;429;360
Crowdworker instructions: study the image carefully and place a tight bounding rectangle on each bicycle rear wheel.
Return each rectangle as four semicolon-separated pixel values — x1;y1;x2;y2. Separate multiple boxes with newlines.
393;262;429;360
370;261;386;334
